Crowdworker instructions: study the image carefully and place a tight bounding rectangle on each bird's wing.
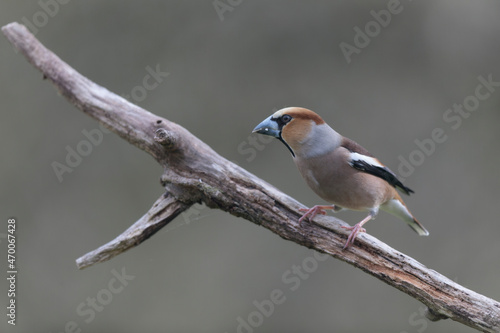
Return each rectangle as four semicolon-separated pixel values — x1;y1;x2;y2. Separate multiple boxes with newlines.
341;137;414;195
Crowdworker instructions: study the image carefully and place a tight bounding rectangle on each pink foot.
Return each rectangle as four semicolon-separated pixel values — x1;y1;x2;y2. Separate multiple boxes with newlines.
341;214;374;250
298;205;335;227
341;223;366;249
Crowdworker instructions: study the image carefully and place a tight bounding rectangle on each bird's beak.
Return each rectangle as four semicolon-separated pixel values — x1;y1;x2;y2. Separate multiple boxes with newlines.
252;116;280;138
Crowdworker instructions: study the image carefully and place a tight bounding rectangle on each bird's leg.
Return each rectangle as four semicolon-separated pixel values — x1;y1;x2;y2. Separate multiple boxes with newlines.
298;205;336;227
341;214;373;249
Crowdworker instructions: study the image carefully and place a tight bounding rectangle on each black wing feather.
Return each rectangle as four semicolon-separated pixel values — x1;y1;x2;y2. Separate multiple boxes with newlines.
350;159;414;195
342;137;414;195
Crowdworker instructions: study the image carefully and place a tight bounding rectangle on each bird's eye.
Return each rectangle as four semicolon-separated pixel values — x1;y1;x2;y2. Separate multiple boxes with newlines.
282;115;292;123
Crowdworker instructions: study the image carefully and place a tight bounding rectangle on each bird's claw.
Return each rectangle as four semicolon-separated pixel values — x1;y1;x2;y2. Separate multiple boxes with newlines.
341;224;367;249
298;205;334;227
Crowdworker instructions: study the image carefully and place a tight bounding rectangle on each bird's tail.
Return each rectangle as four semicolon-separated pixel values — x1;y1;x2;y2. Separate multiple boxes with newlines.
381;198;430;236
408;217;429;236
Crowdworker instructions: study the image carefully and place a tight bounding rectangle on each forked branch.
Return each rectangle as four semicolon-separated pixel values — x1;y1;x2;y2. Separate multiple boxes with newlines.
3;22;499;332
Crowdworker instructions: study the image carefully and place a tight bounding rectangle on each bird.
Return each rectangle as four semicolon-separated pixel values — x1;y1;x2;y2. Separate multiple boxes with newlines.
252;107;429;249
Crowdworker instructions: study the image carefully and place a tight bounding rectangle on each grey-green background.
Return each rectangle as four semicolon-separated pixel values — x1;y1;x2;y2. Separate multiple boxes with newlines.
1;1;500;332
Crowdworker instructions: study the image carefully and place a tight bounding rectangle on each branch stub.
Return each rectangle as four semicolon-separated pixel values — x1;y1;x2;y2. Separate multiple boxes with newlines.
154;127;177;150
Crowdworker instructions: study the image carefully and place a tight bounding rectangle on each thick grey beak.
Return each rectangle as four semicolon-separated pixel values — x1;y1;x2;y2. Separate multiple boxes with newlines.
252;116;280;138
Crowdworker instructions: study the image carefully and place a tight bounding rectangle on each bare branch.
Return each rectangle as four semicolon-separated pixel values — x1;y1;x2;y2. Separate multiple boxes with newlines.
3;22;499;332
75;193;190;270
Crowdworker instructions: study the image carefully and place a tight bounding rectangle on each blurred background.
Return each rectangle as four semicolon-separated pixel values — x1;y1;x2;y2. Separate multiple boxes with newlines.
1;1;499;332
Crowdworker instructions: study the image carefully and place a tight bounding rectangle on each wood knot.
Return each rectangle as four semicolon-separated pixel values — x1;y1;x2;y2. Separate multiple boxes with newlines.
154;128;177;150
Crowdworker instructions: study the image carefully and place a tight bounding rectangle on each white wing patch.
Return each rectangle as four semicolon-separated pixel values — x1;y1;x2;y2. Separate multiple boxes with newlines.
349;152;384;168
348;151;415;195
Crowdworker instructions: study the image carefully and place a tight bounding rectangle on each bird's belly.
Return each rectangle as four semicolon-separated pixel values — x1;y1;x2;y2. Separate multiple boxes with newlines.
296;157;384;211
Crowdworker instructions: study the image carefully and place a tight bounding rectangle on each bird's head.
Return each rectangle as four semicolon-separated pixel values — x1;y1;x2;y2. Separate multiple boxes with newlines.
253;107;331;158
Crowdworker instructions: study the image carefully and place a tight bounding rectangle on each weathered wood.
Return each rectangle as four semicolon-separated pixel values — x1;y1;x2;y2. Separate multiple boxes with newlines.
75;193;190;270
3;22;499;332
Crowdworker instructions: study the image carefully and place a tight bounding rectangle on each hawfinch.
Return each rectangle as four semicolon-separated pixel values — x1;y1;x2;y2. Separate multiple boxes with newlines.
253;107;429;249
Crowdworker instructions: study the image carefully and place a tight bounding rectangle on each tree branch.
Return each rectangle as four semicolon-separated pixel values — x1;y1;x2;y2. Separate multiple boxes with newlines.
3;22;499;332
75;192;189;270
